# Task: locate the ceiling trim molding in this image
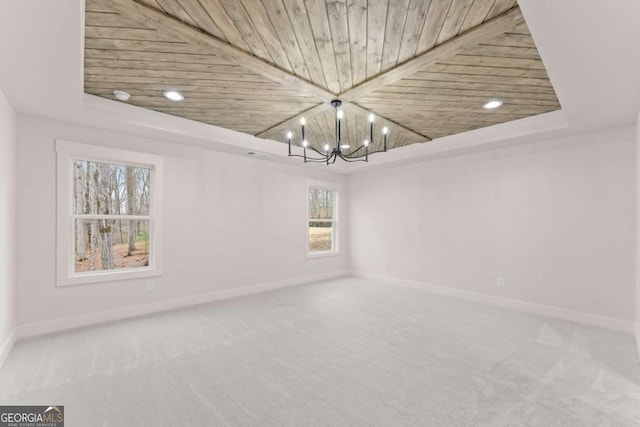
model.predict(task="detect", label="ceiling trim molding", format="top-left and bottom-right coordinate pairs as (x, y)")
top-left (339, 7), bottom-right (526, 102)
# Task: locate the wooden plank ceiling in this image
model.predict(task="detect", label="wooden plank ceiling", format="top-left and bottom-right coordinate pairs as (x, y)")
top-left (84, 0), bottom-right (560, 154)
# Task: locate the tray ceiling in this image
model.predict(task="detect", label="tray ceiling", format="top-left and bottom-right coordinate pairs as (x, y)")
top-left (84, 0), bottom-right (560, 153)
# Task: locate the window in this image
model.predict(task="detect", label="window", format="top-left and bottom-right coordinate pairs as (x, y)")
top-left (56, 140), bottom-right (163, 286)
top-left (306, 181), bottom-right (339, 257)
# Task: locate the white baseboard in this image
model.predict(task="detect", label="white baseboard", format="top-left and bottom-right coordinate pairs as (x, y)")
top-left (353, 272), bottom-right (636, 333)
top-left (16, 271), bottom-right (349, 340)
top-left (0, 329), bottom-right (16, 370)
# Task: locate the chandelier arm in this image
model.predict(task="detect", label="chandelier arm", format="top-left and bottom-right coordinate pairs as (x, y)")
top-left (288, 153), bottom-right (327, 162)
top-left (345, 146), bottom-right (387, 157)
top-left (343, 142), bottom-right (391, 158)
top-left (338, 155), bottom-right (368, 163)
top-left (342, 145), bottom-right (367, 157)
top-left (303, 157), bottom-right (331, 163)
top-left (305, 145), bottom-right (327, 157)
top-left (307, 152), bottom-right (335, 163)
top-left (306, 156), bottom-right (331, 163)
top-left (340, 148), bottom-right (387, 160)
top-left (337, 152), bottom-right (368, 162)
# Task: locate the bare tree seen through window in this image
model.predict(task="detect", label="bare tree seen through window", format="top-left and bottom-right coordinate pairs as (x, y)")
top-left (308, 187), bottom-right (335, 252)
top-left (73, 160), bottom-right (151, 273)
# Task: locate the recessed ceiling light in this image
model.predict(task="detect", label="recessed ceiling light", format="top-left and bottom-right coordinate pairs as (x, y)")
top-left (483, 99), bottom-right (503, 109)
top-left (340, 144), bottom-right (350, 149)
top-left (163, 90), bottom-right (184, 101)
top-left (113, 90), bottom-right (130, 101)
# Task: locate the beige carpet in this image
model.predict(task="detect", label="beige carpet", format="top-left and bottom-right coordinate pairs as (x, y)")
top-left (1, 278), bottom-right (639, 426)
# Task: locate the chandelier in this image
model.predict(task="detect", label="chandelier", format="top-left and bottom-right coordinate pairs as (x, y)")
top-left (287, 99), bottom-right (388, 164)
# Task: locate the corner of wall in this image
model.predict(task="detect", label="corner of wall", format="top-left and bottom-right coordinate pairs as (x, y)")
top-left (0, 86), bottom-right (17, 370)
top-left (635, 322), bottom-right (640, 366)
top-left (636, 109), bottom-right (640, 365)
top-left (0, 330), bottom-right (16, 369)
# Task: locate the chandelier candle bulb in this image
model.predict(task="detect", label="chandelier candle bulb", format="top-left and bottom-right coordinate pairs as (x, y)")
top-left (287, 131), bottom-right (292, 156)
top-left (383, 127), bottom-right (388, 152)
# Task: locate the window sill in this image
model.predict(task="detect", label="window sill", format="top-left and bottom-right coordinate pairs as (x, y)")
top-left (305, 250), bottom-right (341, 260)
top-left (57, 267), bottom-right (162, 287)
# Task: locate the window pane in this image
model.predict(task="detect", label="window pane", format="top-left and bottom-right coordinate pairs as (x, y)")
top-left (308, 188), bottom-right (334, 219)
top-left (309, 221), bottom-right (333, 252)
top-left (73, 160), bottom-right (151, 215)
top-left (74, 219), bottom-right (150, 273)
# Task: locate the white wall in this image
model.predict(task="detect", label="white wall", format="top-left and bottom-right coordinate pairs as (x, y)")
top-left (0, 87), bottom-right (16, 361)
top-left (349, 126), bottom-right (636, 322)
top-left (636, 112), bottom-right (640, 350)
top-left (15, 115), bottom-right (349, 332)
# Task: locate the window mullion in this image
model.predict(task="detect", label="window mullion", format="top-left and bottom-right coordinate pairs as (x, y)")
top-left (72, 214), bottom-right (151, 220)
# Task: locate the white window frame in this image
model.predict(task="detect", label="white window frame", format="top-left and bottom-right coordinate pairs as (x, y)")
top-left (56, 139), bottom-right (164, 286)
top-left (306, 179), bottom-right (340, 259)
